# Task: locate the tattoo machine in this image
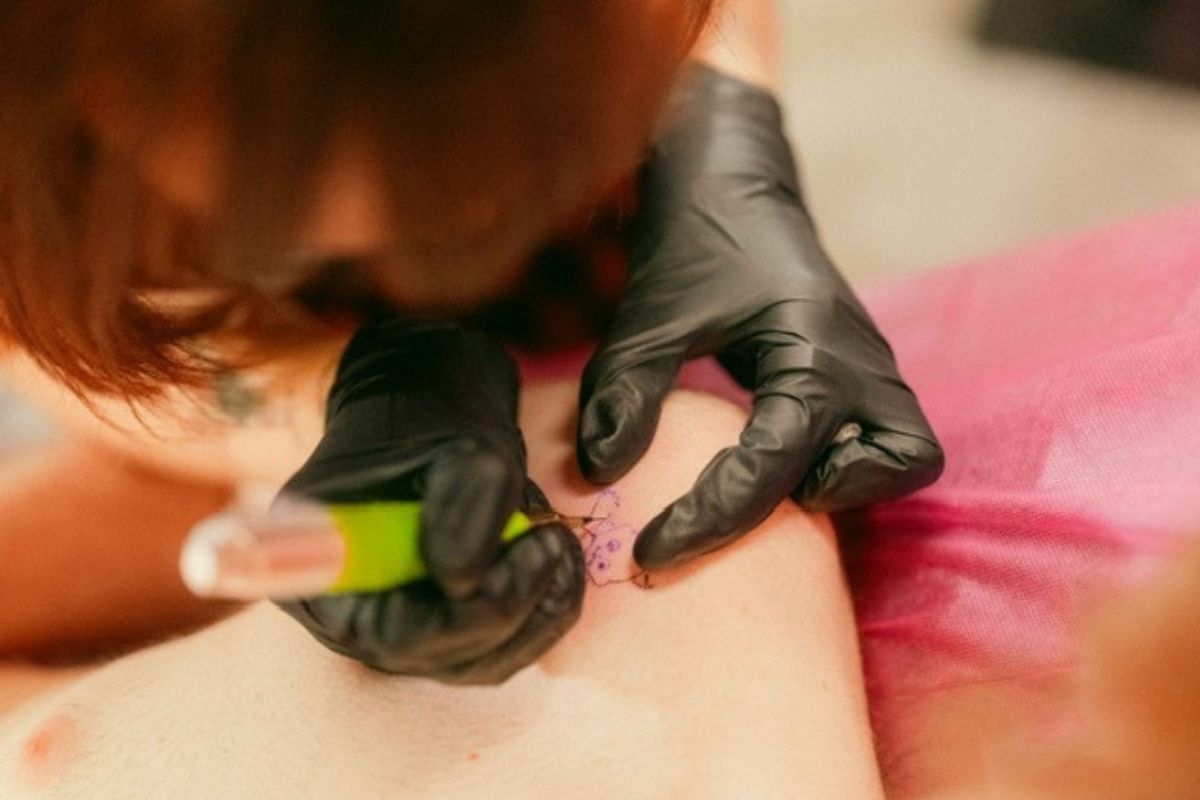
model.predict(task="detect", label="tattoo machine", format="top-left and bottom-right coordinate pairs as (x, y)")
top-left (179, 498), bottom-right (594, 600)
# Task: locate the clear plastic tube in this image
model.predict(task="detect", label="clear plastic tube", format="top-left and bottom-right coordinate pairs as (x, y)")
top-left (180, 503), bottom-right (346, 600)
top-left (181, 496), bottom-right (585, 600)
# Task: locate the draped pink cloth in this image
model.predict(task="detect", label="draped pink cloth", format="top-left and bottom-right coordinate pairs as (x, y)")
top-left (2, 199), bottom-right (1193, 792)
top-left (846, 203), bottom-right (1200, 793)
top-left (528, 204), bottom-right (1200, 794)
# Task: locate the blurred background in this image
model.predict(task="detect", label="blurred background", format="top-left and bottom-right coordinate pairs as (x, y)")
top-left (776, 0), bottom-right (1200, 282)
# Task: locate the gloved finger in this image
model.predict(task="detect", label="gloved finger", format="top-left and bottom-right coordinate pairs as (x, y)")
top-left (393, 523), bottom-right (582, 678)
top-left (284, 521), bottom-right (567, 675)
top-left (276, 429), bottom-right (444, 504)
top-left (578, 351), bottom-right (684, 484)
top-left (522, 480), bottom-right (551, 513)
top-left (420, 436), bottom-right (527, 600)
top-left (435, 523), bottom-right (586, 685)
top-left (633, 392), bottom-right (842, 571)
top-left (795, 426), bottom-right (944, 512)
top-left (796, 373), bottom-right (945, 511)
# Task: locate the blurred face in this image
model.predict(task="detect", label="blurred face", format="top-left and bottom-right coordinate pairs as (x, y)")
top-left (114, 0), bottom-right (700, 311)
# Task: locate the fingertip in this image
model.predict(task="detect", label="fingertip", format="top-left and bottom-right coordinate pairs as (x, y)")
top-left (424, 537), bottom-right (495, 601)
top-left (422, 442), bottom-right (525, 599)
top-left (631, 507), bottom-right (689, 571)
top-left (432, 569), bottom-right (484, 602)
top-left (530, 521), bottom-right (568, 561)
top-left (915, 436), bottom-right (947, 485)
top-left (577, 390), bottom-right (657, 484)
top-left (522, 480), bottom-right (552, 514)
top-left (632, 451), bottom-right (789, 571)
top-left (577, 355), bottom-right (681, 484)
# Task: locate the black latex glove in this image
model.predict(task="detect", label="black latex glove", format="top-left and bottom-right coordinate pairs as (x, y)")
top-left (578, 64), bottom-right (944, 571)
top-left (278, 318), bottom-right (585, 684)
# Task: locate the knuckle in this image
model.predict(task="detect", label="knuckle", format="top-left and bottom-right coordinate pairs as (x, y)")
top-left (432, 560), bottom-right (484, 599)
top-left (582, 349), bottom-right (654, 399)
top-left (480, 540), bottom-right (546, 610)
top-left (888, 432), bottom-right (944, 470)
top-left (908, 436), bottom-right (946, 480)
top-left (756, 350), bottom-right (848, 405)
top-left (453, 437), bottom-right (521, 487)
top-left (449, 433), bottom-right (492, 463)
top-left (538, 587), bottom-right (583, 642)
top-left (521, 480), bottom-right (551, 513)
top-left (369, 597), bottom-right (416, 653)
top-left (548, 531), bottom-right (586, 601)
top-left (511, 531), bottom-right (553, 576)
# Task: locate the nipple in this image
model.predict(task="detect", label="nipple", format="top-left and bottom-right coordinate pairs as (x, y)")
top-left (19, 711), bottom-right (78, 788)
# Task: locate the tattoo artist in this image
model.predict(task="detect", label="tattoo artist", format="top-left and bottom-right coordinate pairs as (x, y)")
top-left (280, 0), bottom-right (944, 684)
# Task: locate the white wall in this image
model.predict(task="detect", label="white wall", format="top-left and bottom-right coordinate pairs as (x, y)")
top-left (773, 0), bottom-right (1200, 281)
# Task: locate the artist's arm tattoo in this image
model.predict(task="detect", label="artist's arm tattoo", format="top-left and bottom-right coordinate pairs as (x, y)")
top-left (209, 369), bottom-right (312, 448)
top-left (212, 371), bottom-right (266, 424)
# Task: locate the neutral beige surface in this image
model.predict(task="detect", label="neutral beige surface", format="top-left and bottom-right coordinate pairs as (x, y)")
top-left (768, 0), bottom-right (1200, 282)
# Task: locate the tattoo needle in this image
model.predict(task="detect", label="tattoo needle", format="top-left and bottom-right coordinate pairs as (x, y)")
top-left (528, 512), bottom-right (601, 529)
top-left (180, 498), bottom-right (601, 601)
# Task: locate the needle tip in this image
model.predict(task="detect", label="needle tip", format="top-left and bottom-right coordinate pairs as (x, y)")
top-left (559, 514), bottom-right (604, 529)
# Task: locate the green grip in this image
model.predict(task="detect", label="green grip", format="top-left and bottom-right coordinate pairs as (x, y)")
top-left (327, 501), bottom-right (534, 593)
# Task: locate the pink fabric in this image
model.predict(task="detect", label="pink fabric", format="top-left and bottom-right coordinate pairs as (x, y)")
top-left (520, 203), bottom-right (1200, 795)
top-left (847, 203), bottom-right (1200, 794)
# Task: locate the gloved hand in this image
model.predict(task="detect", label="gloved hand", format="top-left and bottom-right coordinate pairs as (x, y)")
top-left (278, 318), bottom-right (585, 684)
top-left (578, 64), bottom-right (944, 571)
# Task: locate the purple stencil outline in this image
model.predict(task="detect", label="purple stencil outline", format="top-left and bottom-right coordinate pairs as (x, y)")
top-left (577, 488), bottom-right (652, 589)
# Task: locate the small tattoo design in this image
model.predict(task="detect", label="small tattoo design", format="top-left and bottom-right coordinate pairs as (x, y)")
top-left (578, 489), bottom-right (652, 589)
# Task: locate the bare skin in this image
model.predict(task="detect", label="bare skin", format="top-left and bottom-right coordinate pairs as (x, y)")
top-left (0, 439), bottom-right (236, 660)
top-left (0, 382), bottom-right (884, 799)
top-left (696, 0), bottom-right (781, 90)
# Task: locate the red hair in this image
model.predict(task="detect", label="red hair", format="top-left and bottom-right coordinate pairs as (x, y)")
top-left (0, 1), bottom-right (712, 399)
